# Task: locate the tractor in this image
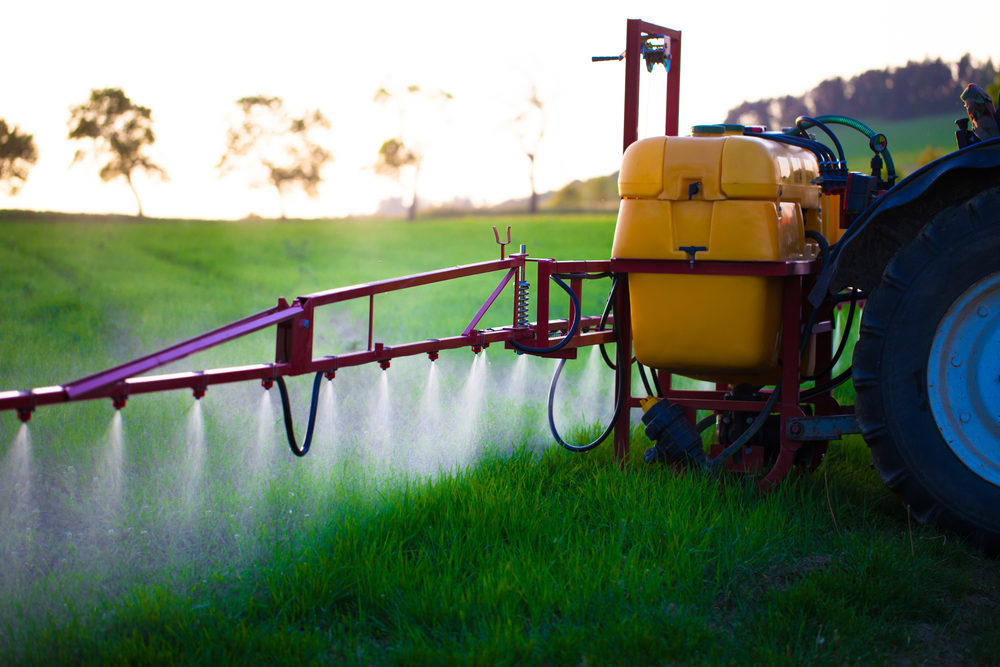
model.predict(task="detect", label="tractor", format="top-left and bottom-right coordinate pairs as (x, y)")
top-left (2, 19), bottom-right (999, 553)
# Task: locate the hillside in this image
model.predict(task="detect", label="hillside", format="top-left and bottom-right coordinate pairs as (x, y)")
top-left (524, 112), bottom-right (965, 212)
top-left (726, 55), bottom-right (996, 129)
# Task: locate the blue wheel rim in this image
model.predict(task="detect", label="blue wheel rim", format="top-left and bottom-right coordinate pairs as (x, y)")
top-left (927, 272), bottom-right (1000, 486)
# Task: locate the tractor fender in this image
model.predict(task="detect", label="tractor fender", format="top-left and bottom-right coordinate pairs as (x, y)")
top-left (810, 137), bottom-right (1000, 305)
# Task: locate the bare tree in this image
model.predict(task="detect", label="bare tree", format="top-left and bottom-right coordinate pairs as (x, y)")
top-left (375, 137), bottom-right (421, 220)
top-left (514, 85), bottom-right (546, 214)
top-left (68, 88), bottom-right (165, 216)
top-left (0, 120), bottom-right (38, 196)
top-left (374, 85), bottom-right (452, 221)
top-left (218, 96), bottom-right (332, 219)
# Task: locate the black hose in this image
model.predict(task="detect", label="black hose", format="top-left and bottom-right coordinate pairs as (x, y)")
top-left (800, 366), bottom-right (853, 400)
top-left (597, 276), bottom-right (622, 370)
top-left (708, 386), bottom-right (782, 474)
top-left (801, 288), bottom-right (858, 382)
top-left (553, 272), bottom-right (613, 281)
top-left (275, 371), bottom-right (324, 457)
top-left (547, 288), bottom-right (629, 453)
top-left (696, 414), bottom-right (716, 433)
top-left (805, 229), bottom-right (829, 265)
top-left (547, 356), bottom-right (627, 453)
top-left (706, 264), bottom-right (825, 471)
top-left (650, 367), bottom-right (663, 397)
top-left (637, 363), bottom-right (655, 397)
top-left (509, 276), bottom-right (581, 355)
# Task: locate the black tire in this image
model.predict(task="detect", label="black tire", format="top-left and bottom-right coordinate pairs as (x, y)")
top-left (854, 186), bottom-right (1000, 554)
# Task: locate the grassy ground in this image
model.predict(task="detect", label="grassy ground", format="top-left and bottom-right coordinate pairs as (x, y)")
top-left (2, 213), bottom-right (998, 664)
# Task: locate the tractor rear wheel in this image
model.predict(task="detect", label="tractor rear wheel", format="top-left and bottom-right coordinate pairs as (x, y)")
top-left (854, 186), bottom-right (1000, 554)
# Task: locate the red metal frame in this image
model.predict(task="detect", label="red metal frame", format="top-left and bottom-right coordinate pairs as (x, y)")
top-left (623, 19), bottom-right (682, 150)
top-left (0, 255), bottom-right (619, 416)
top-left (0, 249), bottom-right (838, 490)
top-left (1, 19), bottom-right (850, 491)
top-left (608, 257), bottom-right (831, 485)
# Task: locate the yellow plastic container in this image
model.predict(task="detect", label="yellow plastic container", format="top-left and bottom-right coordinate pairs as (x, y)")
top-left (612, 134), bottom-right (822, 381)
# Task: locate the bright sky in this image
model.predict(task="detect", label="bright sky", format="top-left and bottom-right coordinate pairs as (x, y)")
top-left (3, 0), bottom-right (997, 219)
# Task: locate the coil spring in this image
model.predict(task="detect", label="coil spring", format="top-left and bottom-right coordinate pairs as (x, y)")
top-left (516, 280), bottom-right (530, 327)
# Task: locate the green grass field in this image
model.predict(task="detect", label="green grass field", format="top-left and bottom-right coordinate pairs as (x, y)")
top-left (1, 213), bottom-right (998, 665)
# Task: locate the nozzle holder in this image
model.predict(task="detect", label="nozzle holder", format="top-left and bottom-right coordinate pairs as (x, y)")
top-left (374, 342), bottom-right (391, 369)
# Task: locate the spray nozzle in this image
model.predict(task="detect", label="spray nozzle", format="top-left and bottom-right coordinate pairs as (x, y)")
top-left (16, 406), bottom-right (33, 423)
top-left (112, 395), bottom-right (127, 411)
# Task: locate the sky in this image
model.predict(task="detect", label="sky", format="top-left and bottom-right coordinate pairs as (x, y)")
top-left (2, 0), bottom-right (998, 219)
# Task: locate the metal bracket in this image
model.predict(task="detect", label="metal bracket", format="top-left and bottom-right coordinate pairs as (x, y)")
top-left (493, 226), bottom-right (511, 259)
top-left (786, 414), bottom-right (860, 441)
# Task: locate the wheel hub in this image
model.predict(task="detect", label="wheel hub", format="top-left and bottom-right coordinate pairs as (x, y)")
top-left (927, 272), bottom-right (1000, 486)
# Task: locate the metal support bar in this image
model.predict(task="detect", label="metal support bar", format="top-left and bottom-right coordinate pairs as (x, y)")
top-left (63, 300), bottom-right (304, 400)
top-left (759, 275), bottom-right (809, 490)
top-left (535, 260), bottom-right (552, 348)
top-left (786, 414), bottom-right (860, 441)
top-left (613, 274), bottom-right (632, 467)
top-left (463, 268), bottom-right (518, 336)
top-left (301, 258), bottom-right (522, 307)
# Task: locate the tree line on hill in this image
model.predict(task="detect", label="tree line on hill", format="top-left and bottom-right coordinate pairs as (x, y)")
top-left (726, 55), bottom-right (997, 129)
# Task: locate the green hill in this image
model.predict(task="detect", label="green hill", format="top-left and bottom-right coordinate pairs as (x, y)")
top-left (830, 112), bottom-right (961, 176)
top-left (536, 112), bottom-right (964, 212)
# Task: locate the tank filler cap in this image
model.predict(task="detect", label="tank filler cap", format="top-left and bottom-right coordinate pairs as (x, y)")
top-left (691, 124), bottom-right (725, 137)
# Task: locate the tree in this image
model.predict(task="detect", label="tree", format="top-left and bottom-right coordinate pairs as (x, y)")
top-left (374, 85), bottom-right (452, 221)
top-left (0, 120), bottom-right (38, 196)
top-left (68, 88), bottom-right (165, 217)
top-left (514, 85), bottom-right (546, 214)
top-left (375, 137), bottom-right (421, 220)
top-left (218, 96), bottom-right (332, 219)
top-left (810, 77), bottom-right (847, 114)
top-left (725, 99), bottom-right (770, 126)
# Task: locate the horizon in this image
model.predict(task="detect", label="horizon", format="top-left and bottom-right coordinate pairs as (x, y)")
top-left (3, 0), bottom-right (997, 220)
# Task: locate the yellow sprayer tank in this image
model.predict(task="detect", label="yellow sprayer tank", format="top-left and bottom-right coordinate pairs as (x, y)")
top-left (611, 127), bottom-right (823, 382)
